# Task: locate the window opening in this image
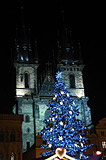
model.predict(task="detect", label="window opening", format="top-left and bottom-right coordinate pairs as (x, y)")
top-left (25, 115), bottom-right (30, 122)
top-left (25, 72), bottom-right (29, 88)
top-left (70, 75), bottom-right (75, 88)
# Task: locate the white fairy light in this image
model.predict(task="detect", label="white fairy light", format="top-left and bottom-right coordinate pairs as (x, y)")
top-left (60, 121), bottom-right (63, 125)
top-left (55, 94), bottom-right (57, 97)
top-left (73, 101), bottom-right (75, 105)
top-left (67, 93), bottom-right (69, 97)
top-left (60, 101), bottom-right (63, 105)
top-left (80, 135), bottom-right (82, 139)
top-left (74, 143), bottom-right (77, 147)
top-left (61, 91), bottom-right (64, 95)
top-left (69, 111), bottom-right (72, 115)
top-left (52, 117), bottom-right (55, 121)
top-left (81, 143), bottom-right (83, 147)
top-left (50, 128), bottom-right (53, 132)
top-left (53, 97), bottom-right (56, 100)
top-left (48, 144), bottom-right (52, 148)
top-left (59, 136), bottom-right (63, 141)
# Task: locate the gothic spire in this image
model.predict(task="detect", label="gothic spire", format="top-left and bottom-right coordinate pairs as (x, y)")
top-left (15, 27), bottom-right (20, 61)
top-left (28, 28), bottom-right (32, 59)
top-left (34, 41), bottom-right (39, 64)
top-left (21, 6), bottom-right (24, 27)
top-left (14, 7), bottom-right (30, 62)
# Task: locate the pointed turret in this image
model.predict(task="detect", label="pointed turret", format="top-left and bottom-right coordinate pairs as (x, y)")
top-left (14, 7), bottom-right (32, 63)
top-left (20, 6), bottom-right (24, 27)
top-left (57, 9), bottom-right (83, 65)
top-left (21, 25), bottom-right (29, 62)
top-left (59, 27), bottom-right (74, 64)
top-left (15, 27), bottom-right (20, 61)
top-left (34, 41), bottom-right (39, 64)
top-left (28, 28), bottom-right (32, 60)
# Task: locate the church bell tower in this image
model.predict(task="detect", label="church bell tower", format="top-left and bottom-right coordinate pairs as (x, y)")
top-left (57, 25), bottom-right (92, 126)
top-left (14, 22), bottom-right (39, 151)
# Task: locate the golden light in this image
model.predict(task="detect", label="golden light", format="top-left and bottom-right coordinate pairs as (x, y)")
top-left (55, 148), bottom-right (66, 159)
top-left (50, 128), bottom-right (53, 132)
top-left (48, 144), bottom-right (52, 148)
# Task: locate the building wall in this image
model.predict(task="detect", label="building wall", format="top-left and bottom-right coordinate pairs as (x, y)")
top-left (14, 60), bottom-right (92, 152)
top-left (0, 114), bottom-right (23, 160)
top-left (86, 118), bottom-right (106, 156)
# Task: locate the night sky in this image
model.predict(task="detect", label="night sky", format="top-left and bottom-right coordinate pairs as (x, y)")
top-left (0, 0), bottom-right (106, 125)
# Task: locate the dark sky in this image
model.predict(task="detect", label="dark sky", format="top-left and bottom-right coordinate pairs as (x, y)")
top-left (0, 0), bottom-right (106, 125)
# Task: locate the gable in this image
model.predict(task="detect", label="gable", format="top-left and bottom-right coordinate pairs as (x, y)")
top-left (39, 73), bottom-right (55, 97)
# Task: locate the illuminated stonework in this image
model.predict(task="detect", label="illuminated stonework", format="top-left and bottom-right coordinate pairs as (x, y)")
top-left (13, 24), bottom-right (92, 153)
top-left (13, 60), bottom-right (92, 152)
top-left (14, 63), bottom-right (38, 97)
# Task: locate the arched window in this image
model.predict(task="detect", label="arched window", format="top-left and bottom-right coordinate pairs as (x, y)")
top-left (70, 75), bottom-right (75, 88)
top-left (27, 128), bottom-right (30, 133)
top-left (25, 72), bottom-right (29, 88)
top-left (11, 152), bottom-right (16, 160)
top-left (25, 115), bottom-right (30, 122)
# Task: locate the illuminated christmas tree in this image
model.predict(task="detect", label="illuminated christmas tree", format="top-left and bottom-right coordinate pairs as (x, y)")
top-left (41, 71), bottom-right (92, 159)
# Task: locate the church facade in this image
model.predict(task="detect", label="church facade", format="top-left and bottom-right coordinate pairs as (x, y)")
top-left (13, 21), bottom-right (92, 152)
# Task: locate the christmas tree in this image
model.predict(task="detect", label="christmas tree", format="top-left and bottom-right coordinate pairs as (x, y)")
top-left (41, 71), bottom-right (92, 159)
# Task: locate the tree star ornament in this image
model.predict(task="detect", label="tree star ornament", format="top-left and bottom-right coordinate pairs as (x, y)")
top-left (56, 71), bottom-right (62, 79)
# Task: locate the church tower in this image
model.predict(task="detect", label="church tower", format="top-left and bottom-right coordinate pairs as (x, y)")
top-left (57, 25), bottom-right (92, 126)
top-left (14, 22), bottom-right (39, 151)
